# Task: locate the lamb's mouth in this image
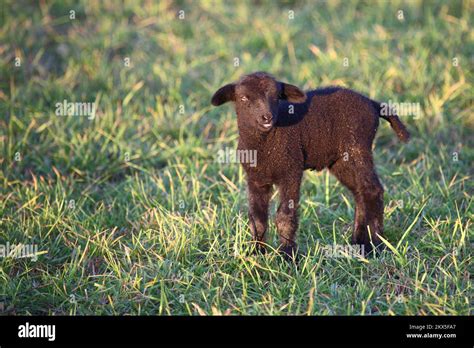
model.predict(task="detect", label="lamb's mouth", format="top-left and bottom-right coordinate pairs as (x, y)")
top-left (259, 122), bottom-right (273, 132)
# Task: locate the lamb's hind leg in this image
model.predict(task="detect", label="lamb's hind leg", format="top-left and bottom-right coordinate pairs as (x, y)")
top-left (330, 155), bottom-right (384, 255)
top-left (353, 174), bottom-right (384, 254)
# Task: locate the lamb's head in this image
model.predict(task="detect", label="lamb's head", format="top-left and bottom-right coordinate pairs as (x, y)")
top-left (211, 72), bottom-right (306, 133)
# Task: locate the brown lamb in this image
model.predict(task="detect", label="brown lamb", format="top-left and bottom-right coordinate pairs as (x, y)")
top-left (211, 72), bottom-right (410, 259)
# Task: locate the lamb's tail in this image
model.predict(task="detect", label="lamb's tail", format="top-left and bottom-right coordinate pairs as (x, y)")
top-left (371, 100), bottom-right (410, 143)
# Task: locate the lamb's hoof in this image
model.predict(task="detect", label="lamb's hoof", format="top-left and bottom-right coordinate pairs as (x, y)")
top-left (248, 242), bottom-right (267, 256)
top-left (278, 244), bottom-right (299, 263)
top-left (352, 233), bottom-right (385, 258)
top-left (358, 242), bottom-right (385, 258)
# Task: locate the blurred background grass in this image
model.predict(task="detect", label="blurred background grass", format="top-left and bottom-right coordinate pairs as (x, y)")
top-left (0, 0), bottom-right (472, 315)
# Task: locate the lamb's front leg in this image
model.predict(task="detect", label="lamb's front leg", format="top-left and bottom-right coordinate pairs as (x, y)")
top-left (276, 173), bottom-right (302, 259)
top-left (247, 180), bottom-right (272, 254)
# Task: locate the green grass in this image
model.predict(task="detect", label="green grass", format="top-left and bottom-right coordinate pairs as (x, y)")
top-left (0, 0), bottom-right (472, 315)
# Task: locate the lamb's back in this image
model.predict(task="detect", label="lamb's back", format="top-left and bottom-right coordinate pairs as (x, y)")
top-left (278, 86), bottom-right (379, 171)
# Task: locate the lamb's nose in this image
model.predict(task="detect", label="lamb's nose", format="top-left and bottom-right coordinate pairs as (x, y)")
top-left (263, 115), bottom-right (272, 122)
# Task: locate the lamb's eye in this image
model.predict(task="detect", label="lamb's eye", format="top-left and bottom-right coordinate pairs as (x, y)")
top-left (240, 96), bottom-right (249, 102)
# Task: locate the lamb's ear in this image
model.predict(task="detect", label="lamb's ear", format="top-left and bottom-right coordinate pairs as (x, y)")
top-left (279, 82), bottom-right (306, 103)
top-left (211, 83), bottom-right (236, 106)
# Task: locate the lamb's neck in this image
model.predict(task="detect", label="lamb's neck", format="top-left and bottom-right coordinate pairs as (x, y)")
top-left (238, 128), bottom-right (274, 150)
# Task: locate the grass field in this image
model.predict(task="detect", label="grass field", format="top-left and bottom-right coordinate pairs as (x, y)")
top-left (0, 0), bottom-right (472, 315)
